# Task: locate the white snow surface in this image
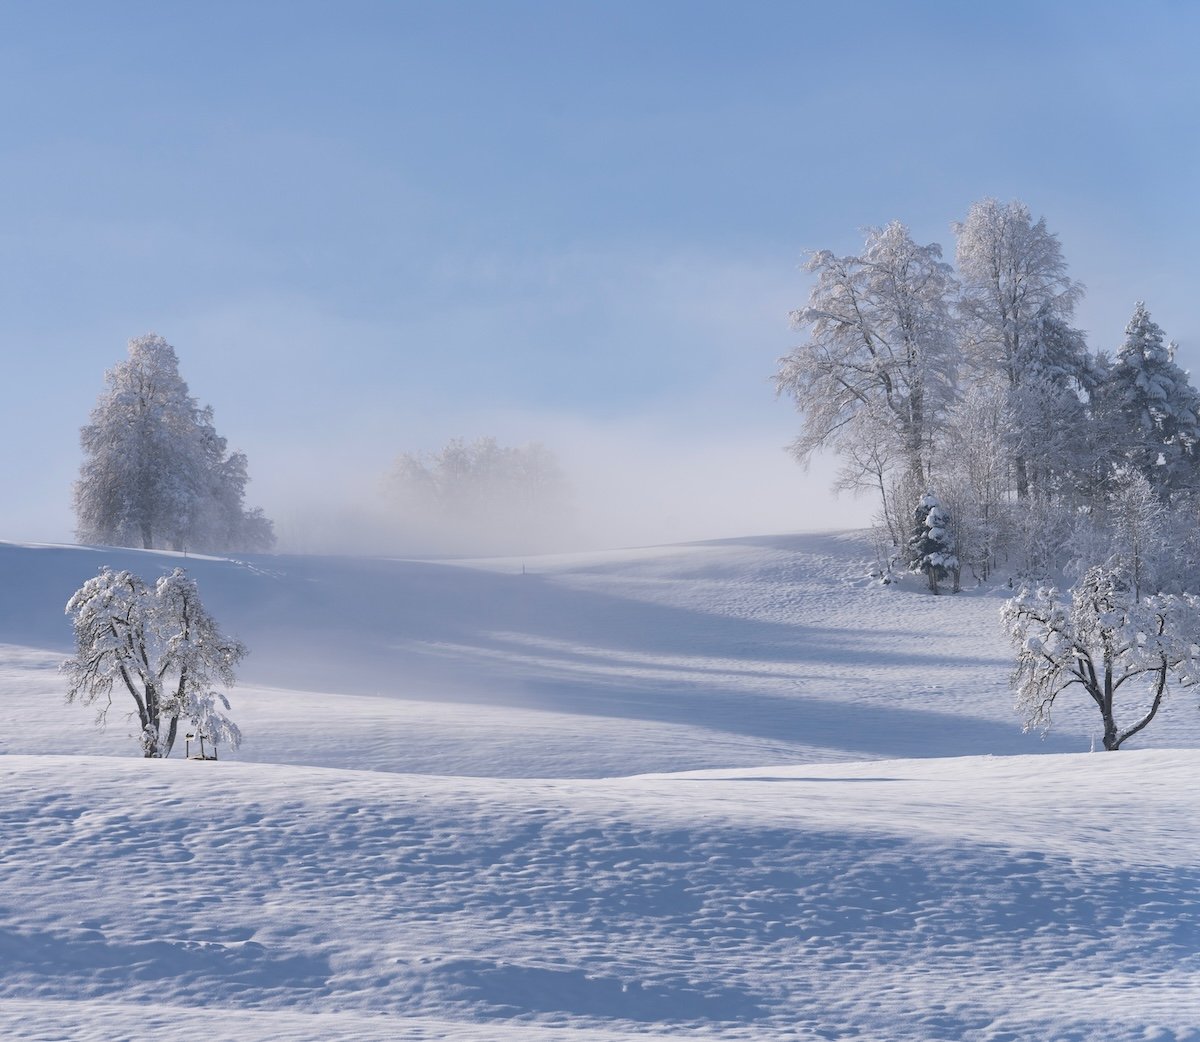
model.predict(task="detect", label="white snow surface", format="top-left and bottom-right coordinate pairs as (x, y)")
top-left (1, 532), bottom-right (1198, 1041)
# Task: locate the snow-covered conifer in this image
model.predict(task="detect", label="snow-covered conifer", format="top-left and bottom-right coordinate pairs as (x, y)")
top-left (63, 567), bottom-right (246, 758)
top-left (907, 492), bottom-right (959, 594)
top-left (1095, 303), bottom-right (1200, 496)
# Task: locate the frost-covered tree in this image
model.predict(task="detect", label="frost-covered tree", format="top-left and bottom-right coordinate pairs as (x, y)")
top-left (955, 199), bottom-right (1085, 390)
top-left (1102, 469), bottom-right (1167, 601)
top-left (1003, 567), bottom-right (1200, 750)
top-left (75, 335), bottom-right (203, 550)
top-left (955, 200), bottom-right (1087, 498)
top-left (1007, 493), bottom-right (1077, 584)
top-left (940, 385), bottom-right (1013, 581)
top-left (1095, 303), bottom-right (1200, 497)
top-left (63, 568), bottom-right (246, 758)
top-left (74, 334), bottom-right (275, 553)
top-left (1066, 470), bottom-right (1166, 604)
top-left (908, 492), bottom-right (959, 594)
top-left (776, 222), bottom-right (958, 496)
top-left (1009, 370), bottom-right (1097, 500)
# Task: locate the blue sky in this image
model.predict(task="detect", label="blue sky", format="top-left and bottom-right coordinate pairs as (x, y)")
top-left (2, 1), bottom-right (1198, 546)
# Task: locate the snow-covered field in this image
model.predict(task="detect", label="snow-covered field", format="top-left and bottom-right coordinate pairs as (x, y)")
top-left (1, 533), bottom-right (1197, 1040)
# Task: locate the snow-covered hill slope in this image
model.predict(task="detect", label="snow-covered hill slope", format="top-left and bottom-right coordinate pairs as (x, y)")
top-left (3, 531), bottom-right (1171, 775)
top-left (1, 533), bottom-right (1197, 1040)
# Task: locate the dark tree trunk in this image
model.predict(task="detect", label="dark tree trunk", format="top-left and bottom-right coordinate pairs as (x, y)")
top-left (143, 679), bottom-right (161, 757)
top-left (1102, 719), bottom-right (1121, 751)
top-left (162, 715), bottom-right (179, 758)
top-left (1014, 455), bottom-right (1030, 501)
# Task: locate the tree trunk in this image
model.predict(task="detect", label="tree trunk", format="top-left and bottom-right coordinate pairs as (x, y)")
top-left (1111, 663), bottom-right (1170, 750)
top-left (143, 679), bottom-right (161, 757)
top-left (1101, 717), bottom-right (1121, 751)
top-left (1099, 658), bottom-right (1122, 750)
top-left (162, 714), bottom-right (180, 758)
top-left (1014, 455), bottom-right (1030, 501)
top-left (140, 521), bottom-right (153, 550)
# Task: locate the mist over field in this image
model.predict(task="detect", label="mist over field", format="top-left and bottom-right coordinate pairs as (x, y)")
top-left (267, 424), bottom-right (860, 557)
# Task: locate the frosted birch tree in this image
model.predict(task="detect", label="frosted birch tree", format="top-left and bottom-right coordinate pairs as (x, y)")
top-left (954, 199), bottom-right (1086, 499)
top-left (940, 385), bottom-right (1011, 581)
top-left (776, 222), bottom-right (958, 502)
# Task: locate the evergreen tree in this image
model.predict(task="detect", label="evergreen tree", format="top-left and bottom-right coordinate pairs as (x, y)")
top-left (907, 492), bottom-right (958, 594)
top-left (1097, 303), bottom-right (1200, 497)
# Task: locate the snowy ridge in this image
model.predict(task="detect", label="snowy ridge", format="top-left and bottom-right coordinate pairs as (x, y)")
top-left (1, 533), bottom-right (1198, 1040)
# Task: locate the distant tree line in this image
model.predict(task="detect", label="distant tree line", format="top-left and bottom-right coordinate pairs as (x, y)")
top-left (384, 436), bottom-right (572, 554)
top-left (72, 334), bottom-right (576, 562)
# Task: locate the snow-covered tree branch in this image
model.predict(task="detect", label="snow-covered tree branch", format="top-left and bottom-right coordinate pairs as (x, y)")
top-left (777, 198), bottom-right (1200, 587)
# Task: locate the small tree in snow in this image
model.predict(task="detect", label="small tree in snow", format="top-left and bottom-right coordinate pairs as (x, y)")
top-left (1003, 567), bottom-right (1200, 750)
top-left (63, 568), bottom-right (246, 758)
top-left (908, 492), bottom-right (958, 594)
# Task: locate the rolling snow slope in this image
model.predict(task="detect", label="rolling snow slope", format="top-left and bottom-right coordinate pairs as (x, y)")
top-left (0, 532), bottom-right (1197, 1041)
top-left (0, 533), bottom-right (1141, 774)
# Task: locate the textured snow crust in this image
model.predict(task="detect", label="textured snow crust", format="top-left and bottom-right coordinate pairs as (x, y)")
top-left (0, 533), bottom-right (1198, 1041)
